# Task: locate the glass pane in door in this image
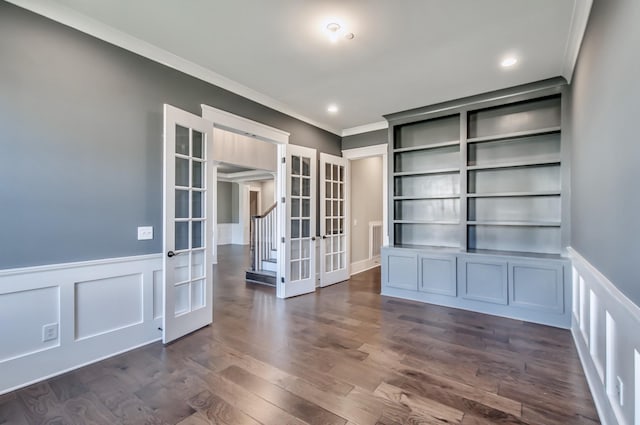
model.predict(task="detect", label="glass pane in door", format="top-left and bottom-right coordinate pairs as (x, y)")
top-left (172, 126), bottom-right (208, 315)
top-left (290, 152), bottom-right (313, 283)
top-left (323, 163), bottom-right (346, 273)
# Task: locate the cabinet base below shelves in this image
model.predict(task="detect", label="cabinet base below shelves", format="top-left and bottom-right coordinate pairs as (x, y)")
top-left (381, 246), bottom-right (571, 329)
top-left (381, 286), bottom-right (570, 329)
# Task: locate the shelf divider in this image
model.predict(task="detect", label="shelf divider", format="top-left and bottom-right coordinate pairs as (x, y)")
top-left (467, 157), bottom-right (560, 171)
top-left (467, 126), bottom-right (561, 144)
top-left (393, 140), bottom-right (460, 153)
top-left (466, 191), bottom-right (561, 198)
top-left (467, 220), bottom-right (561, 227)
top-left (394, 167), bottom-right (460, 177)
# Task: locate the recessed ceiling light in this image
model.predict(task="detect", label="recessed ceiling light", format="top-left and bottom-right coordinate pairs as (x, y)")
top-left (327, 104), bottom-right (339, 114)
top-left (501, 57), bottom-right (518, 68)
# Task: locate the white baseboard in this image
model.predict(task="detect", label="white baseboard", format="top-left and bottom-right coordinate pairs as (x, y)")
top-left (0, 254), bottom-right (163, 395)
top-left (568, 247), bottom-right (640, 425)
top-left (351, 256), bottom-right (381, 276)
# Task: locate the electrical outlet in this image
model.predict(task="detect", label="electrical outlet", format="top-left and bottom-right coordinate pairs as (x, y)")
top-left (137, 226), bottom-right (153, 240)
top-left (615, 376), bottom-right (624, 406)
top-left (42, 323), bottom-right (58, 342)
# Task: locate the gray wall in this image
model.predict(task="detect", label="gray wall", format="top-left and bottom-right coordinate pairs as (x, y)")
top-left (569, 0), bottom-right (640, 305)
top-left (350, 157), bottom-right (383, 263)
top-left (342, 129), bottom-right (388, 151)
top-left (216, 182), bottom-right (239, 224)
top-left (0, 2), bottom-right (340, 269)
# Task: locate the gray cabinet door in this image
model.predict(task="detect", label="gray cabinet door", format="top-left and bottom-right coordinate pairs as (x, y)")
top-left (382, 250), bottom-right (418, 291)
top-left (508, 261), bottom-right (564, 313)
top-left (459, 257), bottom-right (508, 305)
top-left (418, 255), bottom-right (457, 296)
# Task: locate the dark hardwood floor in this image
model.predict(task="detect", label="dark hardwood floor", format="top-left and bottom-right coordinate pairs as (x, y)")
top-left (1, 245), bottom-right (599, 424)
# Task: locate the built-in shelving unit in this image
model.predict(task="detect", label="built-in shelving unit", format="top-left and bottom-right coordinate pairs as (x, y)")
top-left (389, 90), bottom-right (565, 256)
top-left (392, 114), bottom-right (462, 249)
top-left (382, 79), bottom-right (571, 329)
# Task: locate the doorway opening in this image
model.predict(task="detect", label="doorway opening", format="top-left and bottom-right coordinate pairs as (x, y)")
top-left (343, 144), bottom-right (388, 276)
top-left (215, 161), bottom-right (276, 285)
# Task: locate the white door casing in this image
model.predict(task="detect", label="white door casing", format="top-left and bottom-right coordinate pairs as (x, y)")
top-left (162, 104), bottom-right (214, 344)
top-left (320, 153), bottom-right (350, 287)
top-left (277, 144), bottom-right (317, 298)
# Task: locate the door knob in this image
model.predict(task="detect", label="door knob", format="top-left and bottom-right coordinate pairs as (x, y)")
top-left (167, 251), bottom-right (177, 258)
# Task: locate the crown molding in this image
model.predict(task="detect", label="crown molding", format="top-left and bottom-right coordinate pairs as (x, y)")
top-left (341, 121), bottom-right (388, 137)
top-left (6, 0), bottom-right (342, 136)
top-left (561, 0), bottom-right (594, 83)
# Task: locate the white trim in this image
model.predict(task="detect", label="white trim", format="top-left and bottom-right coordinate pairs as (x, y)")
top-left (1, 337), bottom-right (160, 396)
top-left (568, 247), bottom-right (640, 425)
top-left (201, 104), bottom-right (291, 144)
top-left (0, 254), bottom-right (163, 395)
top-left (350, 257), bottom-right (381, 276)
top-left (568, 248), bottom-right (640, 323)
top-left (342, 121), bottom-right (389, 137)
top-left (218, 169), bottom-right (274, 183)
top-left (561, 0), bottom-right (594, 83)
top-left (368, 221), bottom-right (383, 260)
top-left (342, 144), bottom-right (389, 246)
top-left (4, 1), bottom-right (340, 136)
top-left (0, 253), bottom-right (162, 277)
top-left (342, 143), bottom-right (388, 160)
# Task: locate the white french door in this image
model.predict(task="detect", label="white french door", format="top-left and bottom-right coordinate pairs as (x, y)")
top-left (162, 104), bottom-right (214, 344)
top-left (277, 144), bottom-right (317, 298)
top-left (320, 153), bottom-right (350, 287)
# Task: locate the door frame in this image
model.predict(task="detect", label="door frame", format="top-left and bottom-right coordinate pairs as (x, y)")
top-left (342, 144), bottom-right (389, 274)
top-left (200, 104), bottom-right (289, 284)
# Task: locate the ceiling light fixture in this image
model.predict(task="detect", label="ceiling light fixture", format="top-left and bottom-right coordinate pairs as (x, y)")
top-left (501, 56), bottom-right (518, 68)
top-left (327, 104), bottom-right (339, 114)
top-left (324, 21), bottom-right (355, 43)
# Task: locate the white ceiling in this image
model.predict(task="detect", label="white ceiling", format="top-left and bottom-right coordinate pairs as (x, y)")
top-left (10, 0), bottom-right (591, 135)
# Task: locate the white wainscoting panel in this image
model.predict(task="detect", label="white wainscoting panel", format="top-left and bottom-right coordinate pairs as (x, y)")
top-left (75, 274), bottom-right (144, 340)
top-left (0, 286), bottom-right (60, 362)
top-left (0, 254), bottom-right (162, 395)
top-left (569, 247), bottom-right (640, 425)
top-left (153, 270), bottom-right (163, 320)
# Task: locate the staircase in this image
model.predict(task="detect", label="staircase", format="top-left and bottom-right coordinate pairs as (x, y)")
top-left (245, 203), bottom-right (278, 286)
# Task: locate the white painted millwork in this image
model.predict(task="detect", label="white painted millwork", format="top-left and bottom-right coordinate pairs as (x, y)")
top-left (342, 121), bottom-right (388, 137)
top-left (162, 104), bottom-right (214, 344)
top-left (202, 104), bottom-right (290, 145)
top-left (0, 254), bottom-right (162, 395)
top-left (319, 153), bottom-right (350, 287)
top-left (569, 247), bottom-right (640, 425)
top-left (278, 144), bottom-right (317, 298)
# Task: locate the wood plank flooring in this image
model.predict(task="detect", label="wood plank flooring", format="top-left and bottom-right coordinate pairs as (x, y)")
top-left (0, 245), bottom-right (599, 424)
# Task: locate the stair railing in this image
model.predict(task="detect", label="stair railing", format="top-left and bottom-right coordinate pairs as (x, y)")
top-left (250, 202), bottom-right (277, 271)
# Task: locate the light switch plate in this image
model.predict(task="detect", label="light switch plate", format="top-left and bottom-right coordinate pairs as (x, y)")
top-left (137, 226), bottom-right (153, 240)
